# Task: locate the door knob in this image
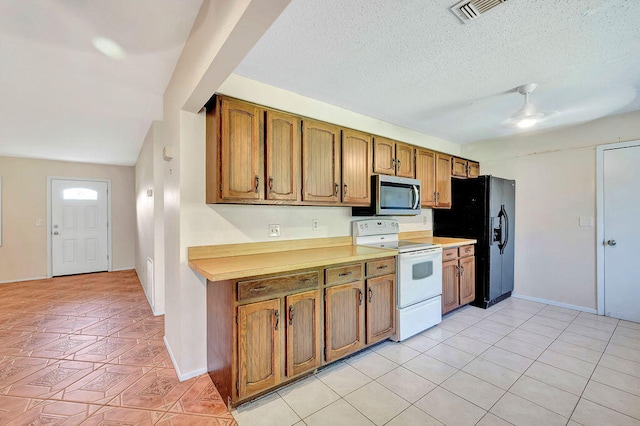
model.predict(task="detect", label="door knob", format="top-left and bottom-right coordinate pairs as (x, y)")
top-left (606, 239), bottom-right (617, 246)
top-left (53, 231), bottom-right (59, 235)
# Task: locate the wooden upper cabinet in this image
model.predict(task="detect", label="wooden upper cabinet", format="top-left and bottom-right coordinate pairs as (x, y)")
top-left (395, 143), bottom-right (415, 178)
top-left (365, 274), bottom-right (396, 344)
top-left (237, 299), bottom-right (280, 399)
top-left (435, 153), bottom-right (452, 208)
top-left (342, 130), bottom-right (372, 206)
top-left (302, 120), bottom-right (341, 203)
top-left (325, 281), bottom-right (364, 362)
top-left (468, 161), bottom-right (480, 178)
top-left (285, 290), bottom-right (321, 377)
top-left (372, 137), bottom-right (396, 175)
top-left (220, 98), bottom-right (263, 201)
top-left (266, 110), bottom-right (301, 202)
top-left (415, 149), bottom-right (436, 208)
top-left (373, 137), bottom-right (414, 177)
top-left (452, 157), bottom-right (468, 178)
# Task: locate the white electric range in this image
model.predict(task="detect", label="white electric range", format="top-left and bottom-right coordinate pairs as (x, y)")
top-left (353, 219), bottom-right (443, 341)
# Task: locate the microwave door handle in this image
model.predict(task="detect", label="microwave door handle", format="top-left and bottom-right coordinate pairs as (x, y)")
top-left (412, 185), bottom-right (420, 209)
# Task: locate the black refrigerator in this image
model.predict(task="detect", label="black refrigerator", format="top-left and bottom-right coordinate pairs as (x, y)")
top-left (433, 176), bottom-right (515, 308)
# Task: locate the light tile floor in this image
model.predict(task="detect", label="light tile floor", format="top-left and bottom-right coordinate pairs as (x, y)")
top-left (232, 298), bottom-right (640, 426)
top-left (0, 271), bottom-right (235, 425)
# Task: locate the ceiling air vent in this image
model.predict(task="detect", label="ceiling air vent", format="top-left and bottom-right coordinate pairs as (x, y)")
top-left (450, 0), bottom-right (507, 23)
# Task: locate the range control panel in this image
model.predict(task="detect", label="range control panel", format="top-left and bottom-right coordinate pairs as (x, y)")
top-left (352, 218), bottom-right (399, 238)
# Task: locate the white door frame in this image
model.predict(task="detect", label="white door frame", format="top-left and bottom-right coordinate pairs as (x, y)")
top-left (47, 177), bottom-right (112, 278)
top-left (595, 139), bottom-right (640, 316)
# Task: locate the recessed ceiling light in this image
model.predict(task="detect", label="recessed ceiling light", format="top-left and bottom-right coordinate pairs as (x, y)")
top-left (91, 37), bottom-right (126, 60)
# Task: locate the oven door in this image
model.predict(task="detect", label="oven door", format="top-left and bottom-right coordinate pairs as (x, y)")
top-left (397, 249), bottom-right (443, 308)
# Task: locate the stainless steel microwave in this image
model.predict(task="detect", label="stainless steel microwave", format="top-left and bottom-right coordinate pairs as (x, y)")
top-left (352, 175), bottom-right (421, 216)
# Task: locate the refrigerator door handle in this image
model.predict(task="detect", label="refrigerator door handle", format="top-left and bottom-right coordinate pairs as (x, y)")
top-left (498, 205), bottom-right (508, 254)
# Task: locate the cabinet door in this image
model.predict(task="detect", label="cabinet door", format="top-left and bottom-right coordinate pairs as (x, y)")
top-left (442, 259), bottom-right (459, 314)
top-left (452, 158), bottom-right (468, 178)
top-left (302, 120), bottom-right (341, 203)
top-left (435, 153), bottom-right (452, 208)
top-left (342, 129), bottom-right (372, 206)
top-left (395, 143), bottom-right (415, 178)
top-left (220, 98), bottom-right (263, 200)
top-left (237, 299), bottom-right (280, 399)
top-left (325, 282), bottom-right (365, 362)
top-left (373, 137), bottom-right (396, 175)
top-left (285, 290), bottom-right (321, 377)
top-left (415, 148), bottom-right (436, 208)
top-left (459, 256), bottom-right (476, 306)
top-left (266, 110), bottom-right (300, 201)
top-left (467, 161), bottom-right (480, 178)
top-left (366, 274), bottom-right (396, 344)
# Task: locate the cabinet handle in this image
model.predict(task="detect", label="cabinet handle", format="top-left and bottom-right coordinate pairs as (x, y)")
top-left (456, 265), bottom-right (461, 277)
top-left (436, 192), bottom-right (440, 203)
top-left (343, 184), bottom-right (348, 197)
top-left (396, 159), bottom-right (401, 170)
top-left (268, 176), bottom-right (273, 193)
top-left (376, 265), bottom-right (388, 270)
top-left (249, 286), bottom-right (268, 292)
top-left (358, 289), bottom-right (363, 306)
top-left (289, 305), bottom-right (294, 326)
top-left (433, 191), bottom-right (437, 204)
top-left (334, 183), bottom-right (339, 196)
top-left (368, 287), bottom-right (373, 303)
top-left (460, 265), bottom-right (464, 276)
top-left (254, 175), bottom-right (260, 193)
top-left (274, 309), bottom-right (279, 330)
top-left (338, 271), bottom-right (353, 277)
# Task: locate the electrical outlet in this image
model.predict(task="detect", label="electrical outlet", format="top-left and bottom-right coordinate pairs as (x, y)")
top-left (268, 224), bottom-right (281, 237)
top-left (312, 219), bottom-right (319, 231)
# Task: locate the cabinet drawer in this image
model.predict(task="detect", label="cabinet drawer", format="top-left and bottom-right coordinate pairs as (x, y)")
top-left (325, 264), bottom-right (363, 286)
top-left (442, 248), bottom-right (458, 261)
top-left (238, 272), bottom-right (318, 302)
top-left (459, 245), bottom-right (474, 258)
top-left (366, 258), bottom-right (395, 277)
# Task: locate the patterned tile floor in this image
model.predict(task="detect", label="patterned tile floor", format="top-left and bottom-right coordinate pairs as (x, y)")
top-left (232, 297), bottom-right (640, 426)
top-left (0, 270), bottom-right (235, 425)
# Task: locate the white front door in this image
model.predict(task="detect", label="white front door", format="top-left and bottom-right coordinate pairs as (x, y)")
top-left (51, 179), bottom-right (109, 276)
top-left (603, 144), bottom-right (640, 322)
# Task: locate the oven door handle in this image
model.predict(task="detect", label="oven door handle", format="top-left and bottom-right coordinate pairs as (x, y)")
top-left (412, 185), bottom-right (420, 210)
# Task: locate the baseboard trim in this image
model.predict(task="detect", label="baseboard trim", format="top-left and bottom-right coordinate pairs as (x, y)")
top-left (111, 267), bottom-right (136, 272)
top-left (163, 336), bottom-right (207, 382)
top-left (0, 276), bottom-right (48, 285)
top-left (512, 293), bottom-right (597, 314)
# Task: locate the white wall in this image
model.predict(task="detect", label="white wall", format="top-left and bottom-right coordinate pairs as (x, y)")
top-left (0, 156), bottom-right (135, 283)
top-left (462, 110), bottom-right (640, 310)
top-left (135, 122), bottom-right (165, 315)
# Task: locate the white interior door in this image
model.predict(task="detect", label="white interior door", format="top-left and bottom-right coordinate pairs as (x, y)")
top-left (51, 179), bottom-right (109, 276)
top-left (603, 145), bottom-right (640, 322)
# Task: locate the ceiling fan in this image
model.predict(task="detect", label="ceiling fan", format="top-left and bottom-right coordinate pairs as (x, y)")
top-left (506, 83), bottom-right (555, 129)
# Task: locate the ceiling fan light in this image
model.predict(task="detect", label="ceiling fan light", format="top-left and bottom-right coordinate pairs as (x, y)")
top-left (516, 117), bottom-right (538, 128)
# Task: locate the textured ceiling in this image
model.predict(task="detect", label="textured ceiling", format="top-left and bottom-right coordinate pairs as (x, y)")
top-left (0, 0), bottom-right (202, 165)
top-left (234, 0), bottom-right (640, 144)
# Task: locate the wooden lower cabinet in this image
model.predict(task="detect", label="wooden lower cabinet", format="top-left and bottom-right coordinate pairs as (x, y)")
top-left (237, 299), bottom-right (281, 399)
top-left (207, 258), bottom-right (397, 407)
top-left (442, 245), bottom-right (476, 315)
top-left (285, 290), bottom-right (321, 377)
top-left (325, 281), bottom-right (365, 362)
top-left (366, 274), bottom-right (396, 344)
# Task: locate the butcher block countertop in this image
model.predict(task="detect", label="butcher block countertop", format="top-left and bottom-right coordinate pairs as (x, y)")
top-left (189, 237), bottom-right (396, 282)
